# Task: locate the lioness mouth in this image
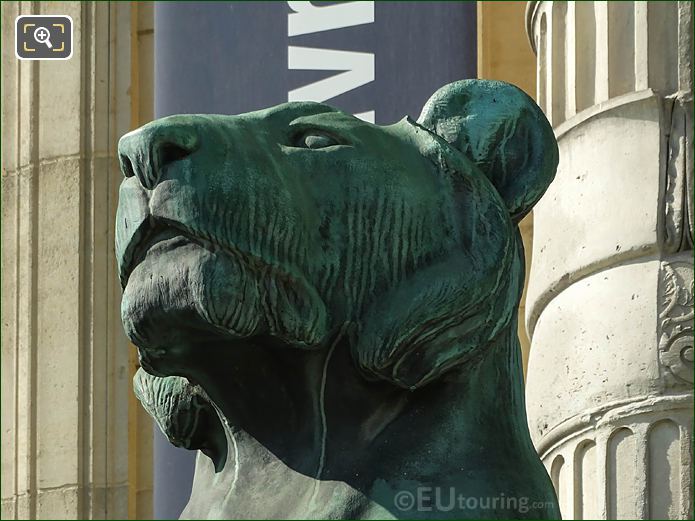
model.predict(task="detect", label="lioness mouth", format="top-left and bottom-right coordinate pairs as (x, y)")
top-left (119, 217), bottom-right (311, 301)
top-left (119, 219), bottom-right (193, 287)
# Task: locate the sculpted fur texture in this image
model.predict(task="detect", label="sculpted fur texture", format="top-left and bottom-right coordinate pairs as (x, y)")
top-left (118, 80), bottom-right (559, 519)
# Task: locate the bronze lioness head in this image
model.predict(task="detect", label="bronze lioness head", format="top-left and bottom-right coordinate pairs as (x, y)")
top-left (118, 80), bottom-right (559, 519)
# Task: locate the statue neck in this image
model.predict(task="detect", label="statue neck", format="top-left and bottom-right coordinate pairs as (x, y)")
top-left (181, 323), bottom-right (555, 519)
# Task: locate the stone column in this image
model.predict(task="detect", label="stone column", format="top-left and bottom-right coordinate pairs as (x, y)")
top-left (1, 2), bottom-right (132, 518)
top-left (524, 1), bottom-right (693, 519)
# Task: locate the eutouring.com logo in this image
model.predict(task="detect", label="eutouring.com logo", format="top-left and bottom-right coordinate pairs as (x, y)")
top-left (393, 487), bottom-right (555, 514)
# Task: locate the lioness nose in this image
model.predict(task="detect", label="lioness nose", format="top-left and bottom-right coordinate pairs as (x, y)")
top-left (118, 120), bottom-right (199, 189)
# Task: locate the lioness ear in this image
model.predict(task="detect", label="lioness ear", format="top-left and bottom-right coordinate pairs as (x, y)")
top-left (417, 79), bottom-right (558, 222)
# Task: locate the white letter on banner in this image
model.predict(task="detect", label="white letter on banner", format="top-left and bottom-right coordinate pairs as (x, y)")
top-left (288, 46), bottom-right (374, 106)
top-left (352, 111), bottom-right (375, 123)
top-left (288, 1), bottom-right (374, 36)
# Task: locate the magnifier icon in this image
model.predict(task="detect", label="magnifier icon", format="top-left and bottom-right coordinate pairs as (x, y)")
top-left (33, 26), bottom-right (52, 49)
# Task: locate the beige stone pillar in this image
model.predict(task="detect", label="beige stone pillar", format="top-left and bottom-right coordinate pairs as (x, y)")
top-left (1, 2), bottom-right (132, 518)
top-left (525, 1), bottom-right (693, 519)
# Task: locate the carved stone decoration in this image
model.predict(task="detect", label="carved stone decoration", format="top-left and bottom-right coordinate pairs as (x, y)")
top-left (116, 80), bottom-right (560, 519)
top-left (658, 260), bottom-right (695, 385)
top-left (663, 94), bottom-right (694, 253)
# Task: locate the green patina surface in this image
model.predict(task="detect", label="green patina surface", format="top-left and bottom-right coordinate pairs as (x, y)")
top-left (118, 80), bottom-right (560, 519)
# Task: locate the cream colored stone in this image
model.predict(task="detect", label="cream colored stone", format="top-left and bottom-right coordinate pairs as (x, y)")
top-left (677, 2), bottom-right (693, 92)
top-left (14, 168), bottom-right (36, 509)
top-left (136, 489), bottom-right (153, 519)
top-left (138, 1), bottom-right (154, 31)
top-left (563, 2), bottom-right (576, 120)
top-left (647, 2), bottom-right (679, 95)
top-left (593, 2), bottom-right (609, 104)
top-left (607, 2), bottom-right (637, 99)
top-left (634, 2), bottom-right (650, 92)
top-left (110, 485), bottom-right (129, 517)
top-left (539, 397), bottom-right (692, 520)
top-left (527, 91), bottom-right (663, 334)
top-left (35, 159), bottom-right (81, 489)
top-left (85, 484), bottom-right (129, 520)
top-left (17, 60), bottom-right (35, 171)
top-left (1, 2), bottom-right (134, 518)
top-left (36, 486), bottom-right (79, 520)
top-left (1, 2), bottom-right (18, 174)
top-left (1, 497), bottom-right (16, 520)
top-left (574, 2), bottom-right (596, 112)
top-left (37, 5), bottom-right (82, 160)
top-left (526, 259), bottom-right (661, 443)
top-left (1, 174), bottom-right (17, 504)
top-left (526, 2), bottom-right (694, 519)
top-left (15, 494), bottom-right (31, 520)
top-left (137, 33), bottom-right (154, 123)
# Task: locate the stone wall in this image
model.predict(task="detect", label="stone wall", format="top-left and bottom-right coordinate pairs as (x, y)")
top-left (1, 2), bottom-right (133, 518)
top-left (525, 1), bottom-right (693, 519)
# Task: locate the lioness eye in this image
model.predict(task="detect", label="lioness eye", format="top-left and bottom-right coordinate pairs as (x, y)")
top-left (300, 133), bottom-right (338, 149)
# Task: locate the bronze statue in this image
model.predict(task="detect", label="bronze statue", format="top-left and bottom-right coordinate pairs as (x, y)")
top-left (117, 80), bottom-right (560, 519)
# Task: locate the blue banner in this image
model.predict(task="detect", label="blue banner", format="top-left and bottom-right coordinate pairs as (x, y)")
top-left (155, 1), bottom-right (476, 123)
top-left (153, 2), bottom-right (476, 517)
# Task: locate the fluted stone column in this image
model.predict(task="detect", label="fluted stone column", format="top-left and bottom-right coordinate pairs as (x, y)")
top-left (525, 1), bottom-right (693, 519)
top-left (1, 2), bottom-right (132, 518)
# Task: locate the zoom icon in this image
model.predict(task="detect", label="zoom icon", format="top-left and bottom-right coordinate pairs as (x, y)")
top-left (16, 15), bottom-right (73, 60)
